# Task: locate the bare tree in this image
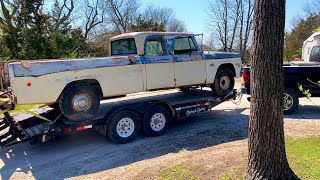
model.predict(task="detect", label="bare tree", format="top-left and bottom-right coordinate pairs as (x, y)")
top-left (208, 0), bottom-right (228, 51)
top-left (229, 0), bottom-right (241, 51)
top-left (140, 5), bottom-right (186, 32)
top-left (304, 0), bottom-right (320, 15)
top-left (239, 0), bottom-right (254, 62)
top-left (142, 5), bottom-right (173, 26)
top-left (207, 0), bottom-right (253, 61)
top-left (82, 0), bottom-right (107, 42)
top-left (246, 0), bottom-right (299, 179)
top-left (106, 0), bottom-right (139, 33)
top-left (51, 0), bottom-right (75, 31)
top-left (167, 19), bottom-right (186, 32)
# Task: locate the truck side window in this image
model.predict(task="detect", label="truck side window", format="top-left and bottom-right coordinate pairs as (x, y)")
top-left (310, 46), bottom-right (320, 62)
top-left (174, 37), bottom-right (197, 54)
top-left (145, 37), bottom-right (165, 56)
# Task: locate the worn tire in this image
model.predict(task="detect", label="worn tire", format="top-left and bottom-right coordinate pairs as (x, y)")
top-left (59, 83), bottom-right (100, 121)
top-left (211, 69), bottom-right (235, 96)
top-left (284, 88), bottom-right (299, 115)
top-left (143, 106), bottom-right (171, 136)
top-left (107, 110), bottom-right (140, 144)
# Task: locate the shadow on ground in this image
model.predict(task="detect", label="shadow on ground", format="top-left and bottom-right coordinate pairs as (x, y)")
top-left (1, 103), bottom-right (319, 179)
top-left (285, 105), bottom-right (320, 120)
top-left (1, 107), bottom-right (249, 180)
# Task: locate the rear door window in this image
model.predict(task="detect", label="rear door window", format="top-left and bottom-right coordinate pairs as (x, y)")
top-left (174, 37), bottom-right (198, 54)
top-left (145, 37), bottom-right (165, 56)
top-left (310, 46), bottom-right (320, 62)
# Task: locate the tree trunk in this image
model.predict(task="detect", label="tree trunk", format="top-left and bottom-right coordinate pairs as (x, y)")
top-left (223, 0), bottom-right (228, 52)
top-left (246, 0), bottom-right (299, 179)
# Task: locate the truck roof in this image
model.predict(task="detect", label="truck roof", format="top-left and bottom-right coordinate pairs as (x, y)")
top-left (110, 32), bottom-right (195, 41)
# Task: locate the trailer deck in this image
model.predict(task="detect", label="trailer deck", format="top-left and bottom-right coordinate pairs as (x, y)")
top-left (0, 88), bottom-right (237, 148)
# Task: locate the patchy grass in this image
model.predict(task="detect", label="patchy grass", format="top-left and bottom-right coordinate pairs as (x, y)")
top-left (286, 138), bottom-right (320, 179)
top-left (221, 138), bottom-right (320, 180)
top-left (159, 161), bottom-right (202, 180)
top-left (221, 168), bottom-right (245, 180)
top-left (9, 104), bottom-right (43, 115)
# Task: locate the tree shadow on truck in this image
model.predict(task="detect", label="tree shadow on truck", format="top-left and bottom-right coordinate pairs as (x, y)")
top-left (0, 108), bottom-right (249, 180)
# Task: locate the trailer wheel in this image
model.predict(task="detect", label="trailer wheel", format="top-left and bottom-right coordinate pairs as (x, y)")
top-left (59, 83), bottom-right (100, 121)
top-left (107, 110), bottom-right (140, 144)
top-left (211, 69), bottom-right (235, 96)
top-left (179, 87), bottom-right (191, 92)
top-left (284, 88), bottom-right (299, 115)
top-left (143, 106), bottom-right (171, 136)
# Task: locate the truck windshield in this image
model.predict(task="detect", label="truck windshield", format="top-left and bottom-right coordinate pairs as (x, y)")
top-left (111, 38), bottom-right (137, 55)
top-left (310, 46), bottom-right (320, 62)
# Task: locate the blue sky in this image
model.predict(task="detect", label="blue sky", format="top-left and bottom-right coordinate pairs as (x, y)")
top-left (142, 0), bottom-right (311, 34)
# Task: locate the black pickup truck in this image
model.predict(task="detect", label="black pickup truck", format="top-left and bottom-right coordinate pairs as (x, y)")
top-left (241, 61), bottom-right (320, 114)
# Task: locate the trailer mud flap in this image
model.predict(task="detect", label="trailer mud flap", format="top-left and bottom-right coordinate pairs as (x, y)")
top-left (0, 109), bottom-right (23, 147)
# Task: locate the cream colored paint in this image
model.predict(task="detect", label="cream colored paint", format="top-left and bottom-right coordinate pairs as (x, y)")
top-left (205, 58), bottom-right (242, 84)
top-left (11, 64), bottom-right (144, 104)
top-left (146, 63), bottom-right (175, 90)
top-left (10, 58), bottom-right (241, 105)
top-left (175, 60), bottom-right (207, 86)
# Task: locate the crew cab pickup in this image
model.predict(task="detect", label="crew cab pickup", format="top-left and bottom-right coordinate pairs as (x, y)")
top-left (241, 61), bottom-right (320, 114)
top-left (1, 32), bottom-right (241, 121)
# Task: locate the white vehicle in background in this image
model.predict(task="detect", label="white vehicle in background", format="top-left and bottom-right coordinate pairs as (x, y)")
top-left (302, 31), bottom-right (320, 62)
top-left (1, 32), bottom-right (241, 121)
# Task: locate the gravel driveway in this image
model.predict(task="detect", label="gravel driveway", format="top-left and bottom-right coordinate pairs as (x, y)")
top-left (1, 82), bottom-right (320, 180)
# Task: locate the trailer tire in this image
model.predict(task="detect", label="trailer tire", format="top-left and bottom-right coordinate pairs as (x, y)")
top-left (284, 88), bottom-right (299, 115)
top-left (143, 106), bottom-right (170, 136)
top-left (211, 69), bottom-right (235, 96)
top-left (179, 87), bottom-right (191, 92)
top-left (59, 83), bottom-right (100, 121)
top-left (107, 110), bottom-right (140, 144)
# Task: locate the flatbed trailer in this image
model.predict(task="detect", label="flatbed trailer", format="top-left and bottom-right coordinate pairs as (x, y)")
top-left (0, 89), bottom-right (238, 148)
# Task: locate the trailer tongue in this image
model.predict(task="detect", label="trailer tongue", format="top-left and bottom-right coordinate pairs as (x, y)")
top-left (0, 89), bottom-right (238, 148)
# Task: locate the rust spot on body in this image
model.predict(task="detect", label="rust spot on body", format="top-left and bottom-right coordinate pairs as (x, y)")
top-left (21, 61), bottom-right (31, 69)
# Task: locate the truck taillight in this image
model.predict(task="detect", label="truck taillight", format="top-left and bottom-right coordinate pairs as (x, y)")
top-left (242, 71), bottom-right (249, 85)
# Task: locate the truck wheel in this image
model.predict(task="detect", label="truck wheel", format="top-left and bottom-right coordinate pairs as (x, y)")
top-left (107, 110), bottom-right (140, 144)
top-left (143, 106), bottom-right (171, 136)
top-left (59, 83), bottom-right (100, 121)
top-left (211, 69), bottom-right (235, 96)
top-left (284, 88), bottom-right (299, 115)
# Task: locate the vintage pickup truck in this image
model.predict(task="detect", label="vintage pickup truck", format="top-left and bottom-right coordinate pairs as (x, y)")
top-left (1, 32), bottom-right (241, 121)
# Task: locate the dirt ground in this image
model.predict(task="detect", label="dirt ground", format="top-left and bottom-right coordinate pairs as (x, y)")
top-left (1, 81), bottom-right (320, 180)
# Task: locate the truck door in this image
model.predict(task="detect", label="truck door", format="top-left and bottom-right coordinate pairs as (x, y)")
top-left (145, 36), bottom-right (175, 90)
top-left (173, 36), bottom-right (206, 87)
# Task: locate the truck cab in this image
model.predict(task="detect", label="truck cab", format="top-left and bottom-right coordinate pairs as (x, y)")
top-left (2, 32), bottom-right (241, 121)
